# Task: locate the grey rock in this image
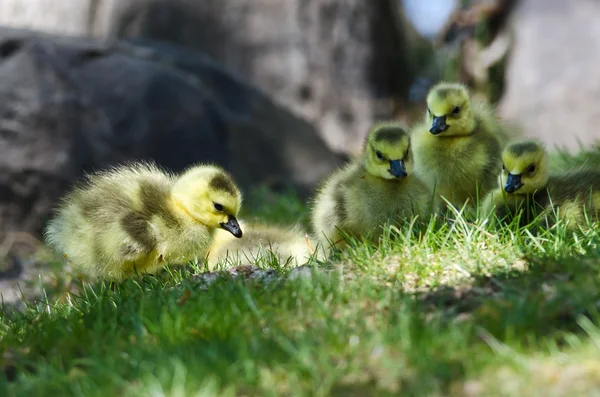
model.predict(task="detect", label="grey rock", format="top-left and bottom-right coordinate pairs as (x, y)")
top-left (107, 0), bottom-right (428, 154)
top-left (0, 0), bottom-right (434, 154)
top-left (0, 36), bottom-right (94, 235)
top-left (499, 0), bottom-right (600, 150)
top-left (183, 263), bottom-right (324, 292)
top-left (189, 264), bottom-right (281, 289)
top-left (0, 234), bottom-right (65, 314)
top-left (287, 264), bottom-right (318, 281)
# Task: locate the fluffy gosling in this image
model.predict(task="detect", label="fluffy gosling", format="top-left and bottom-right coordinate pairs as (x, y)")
top-left (411, 81), bottom-right (510, 210)
top-left (44, 162), bottom-right (243, 281)
top-left (310, 122), bottom-right (431, 249)
top-left (485, 140), bottom-right (600, 228)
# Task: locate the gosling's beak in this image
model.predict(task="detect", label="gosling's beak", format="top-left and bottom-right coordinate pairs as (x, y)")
top-left (504, 173), bottom-right (523, 194)
top-left (430, 115), bottom-right (449, 135)
top-left (389, 159), bottom-right (407, 179)
top-left (220, 215), bottom-right (243, 238)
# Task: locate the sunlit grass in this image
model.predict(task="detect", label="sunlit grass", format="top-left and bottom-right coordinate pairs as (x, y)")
top-left (2, 149), bottom-right (600, 396)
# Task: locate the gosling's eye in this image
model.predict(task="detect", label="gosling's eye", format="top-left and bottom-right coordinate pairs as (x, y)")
top-left (213, 203), bottom-right (224, 211)
top-left (527, 164), bottom-right (536, 173)
top-left (427, 108), bottom-right (431, 115)
top-left (452, 106), bottom-right (461, 115)
top-left (376, 150), bottom-right (384, 160)
top-left (502, 164), bottom-right (506, 171)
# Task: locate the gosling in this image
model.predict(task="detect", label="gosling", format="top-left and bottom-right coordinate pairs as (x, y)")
top-left (411, 81), bottom-right (510, 211)
top-left (485, 140), bottom-right (600, 228)
top-left (44, 162), bottom-right (243, 281)
top-left (311, 122), bottom-right (432, 249)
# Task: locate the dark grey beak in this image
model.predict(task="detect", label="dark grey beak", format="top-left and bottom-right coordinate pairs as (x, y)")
top-left (220, 215), bottom-right (242, 238)
top-left (389, 159), bottom-right (407, 179)
top-left (504, 173), bottom-right (523, 194)
top-left (430, 115), bottom-right (449, 135)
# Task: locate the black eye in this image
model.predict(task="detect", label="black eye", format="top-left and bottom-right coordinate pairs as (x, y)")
top-left (452, 106), bottom-right (461, 115)
top-left (427, 108), bottom-right (432, 115)
top-left (213, 203), bottom-right (224, 211)
top-left (527, 164), bottom-right (536, 173)
top-left (376, 150), bottom-right (384, 160)
top-left (502, 164), bottom-right (506, 171)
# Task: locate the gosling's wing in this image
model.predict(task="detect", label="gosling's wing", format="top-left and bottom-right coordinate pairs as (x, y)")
top-left (477, 130), bottom-right (504, 197)
top-left (310, 161), bottom-right (361, 245)
top-left (546, 171), bottom-right (600, 206)
top-left (208, 222), bottom-right (314, 267)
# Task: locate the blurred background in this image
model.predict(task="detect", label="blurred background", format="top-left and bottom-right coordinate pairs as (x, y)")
top-left (0, 0), bottom-right (599, 297)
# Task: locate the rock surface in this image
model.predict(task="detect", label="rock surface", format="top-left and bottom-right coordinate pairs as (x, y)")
top-left (499, 0), bottom-right (600, 150)
top-left (0, 0), bottom-right (431, 154)
top-left (0, 233), bottom-right (73, 314)
top-left (110, 0), bottom-right (430, 154)
top-left (186, 264), bottom-right (321, 290)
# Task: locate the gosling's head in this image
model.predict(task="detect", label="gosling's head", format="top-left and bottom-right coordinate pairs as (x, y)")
top-left (364, 122), bottom-right (412, 180)
top-left (501, 140), bottom-right (549, 195)
top-left (171, 165), bottom-right (243, 238)
top-left (426, 82), bottom-right (475, 137)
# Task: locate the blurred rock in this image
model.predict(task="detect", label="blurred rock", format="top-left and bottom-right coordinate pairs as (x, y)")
top-left (108, 0), bottom-right (381, 154)
top-left (190, 265), bottom-right (280, 288)
top-left (0, 0), bottom-right (435, 154)
top-left (0, 0), bottom-right (98, 36)
top-left (0, 33), bottom-right (95, 235)
top-left (0, 232), bottom-right (72, 314)
top-left (123, 40), bottom-right (346, 193)
top-left (499, 0), bottom-right (600, 150)
top-left (186, 263), bottom-right (321, 290)
top-left (0, 26), bottom-right (343, 238)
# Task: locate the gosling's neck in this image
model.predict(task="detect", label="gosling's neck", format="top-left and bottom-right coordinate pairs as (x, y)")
top-left (453, 116), bottom-right (478, 137)
top-left (168, 196), bottom-right (212, 229)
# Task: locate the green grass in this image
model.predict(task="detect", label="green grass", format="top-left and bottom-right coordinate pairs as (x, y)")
top-left (3, 151), bottom-right (600, 396)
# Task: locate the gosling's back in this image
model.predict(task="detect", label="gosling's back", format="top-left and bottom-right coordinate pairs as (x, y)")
top-left (539, 170), bottom-right (600, 224)
top-left (207, 222), bottom-right (318, 267)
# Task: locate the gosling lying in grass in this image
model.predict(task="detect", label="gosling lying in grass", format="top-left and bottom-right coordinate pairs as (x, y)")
top-left (44, 162), bottom-right (243, 281)
top-left (207, 221), bottom-right (323, 268)
top-left (411, 82), bottom-right (513, 211)
top-left (485, 140), bottom-right (600, 228)
top-left (311, 122), bottom-right (432, 249)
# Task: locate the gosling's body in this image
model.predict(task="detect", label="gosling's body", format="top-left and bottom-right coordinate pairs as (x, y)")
top-left (486, 140), bottom-right (600, 228)
top-left (488, 172), bottom-right (600, 226)
top-left (412, 122), bottom-right (502, 207)
top-left (45, 162), bottom-right (243, 280)
top-left (207, 222), bottom-right (320, 268)
top-left (311, 122), bottom-right (431, 248)
top-left (411, 82), bottom-right (509, 209)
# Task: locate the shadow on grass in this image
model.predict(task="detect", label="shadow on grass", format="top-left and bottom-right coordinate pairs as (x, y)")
top-left (416, 250), bottom-right (600, 342)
